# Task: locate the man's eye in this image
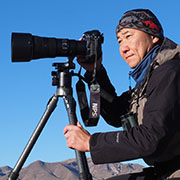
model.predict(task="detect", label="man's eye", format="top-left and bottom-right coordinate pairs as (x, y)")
top-left (126, 35), bottom-right (131, 39)
top-left (118, 40), bottom-right (122, 44)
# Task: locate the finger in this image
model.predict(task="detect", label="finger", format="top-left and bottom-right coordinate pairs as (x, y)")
top-left (63, 124), bottom-right (73, 135)
top-left (77, 121), bottom-right (83, 128)
top-left (64, 131), bottom-right (71, 139)
top-left (77, 57), bottom-right (86, 63)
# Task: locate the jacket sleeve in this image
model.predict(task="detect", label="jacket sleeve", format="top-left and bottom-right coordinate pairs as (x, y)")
top-left (84, 66), bottom-right (131, 127)
top-left (90, 60), bottom-right (180, 165)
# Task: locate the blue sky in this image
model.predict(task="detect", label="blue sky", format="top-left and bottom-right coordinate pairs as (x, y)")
top-left (1, 0), bottom-right (180, 170)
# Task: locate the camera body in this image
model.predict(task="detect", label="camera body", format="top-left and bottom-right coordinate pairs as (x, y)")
top-left (81, 30), bottom-right (104, 63)
top-left (11, 30), bottom-right (104, 63)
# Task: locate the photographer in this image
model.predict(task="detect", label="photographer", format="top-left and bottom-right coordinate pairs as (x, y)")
top-left (64, 9), bottom-right (180, 179)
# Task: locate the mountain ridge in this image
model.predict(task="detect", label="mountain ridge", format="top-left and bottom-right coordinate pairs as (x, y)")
top-left (0, 158), bottom-right (144, 180)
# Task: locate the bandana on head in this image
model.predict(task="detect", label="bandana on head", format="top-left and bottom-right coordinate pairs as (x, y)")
top-left (116, 9), bottom-right (164, 39)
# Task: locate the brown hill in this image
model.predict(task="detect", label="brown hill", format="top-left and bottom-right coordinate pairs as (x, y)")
top-left (0, 158), bottom-right (144, 180)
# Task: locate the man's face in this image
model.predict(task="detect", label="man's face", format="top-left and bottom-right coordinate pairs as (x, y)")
top-left (117, 28), bottom-right (158, 68)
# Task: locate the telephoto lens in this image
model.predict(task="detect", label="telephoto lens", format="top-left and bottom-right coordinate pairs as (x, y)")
top-left (11, 33), bottom-right (87, 62)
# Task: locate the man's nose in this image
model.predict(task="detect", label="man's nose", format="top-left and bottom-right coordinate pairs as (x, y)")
top-left (120, 42), bottom-right (130, 54)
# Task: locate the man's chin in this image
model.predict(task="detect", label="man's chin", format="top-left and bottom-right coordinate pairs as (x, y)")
top-left (129, 64), bottom-right (137, 69)
top-left (127, 58), bottom-right (139, 69)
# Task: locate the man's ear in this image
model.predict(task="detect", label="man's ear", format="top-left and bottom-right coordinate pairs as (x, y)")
top-left (152, 36), bottom-right (159, 44)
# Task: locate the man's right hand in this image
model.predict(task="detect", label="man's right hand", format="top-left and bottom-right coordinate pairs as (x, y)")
top-left (76, 56), bottom-right (102, 73)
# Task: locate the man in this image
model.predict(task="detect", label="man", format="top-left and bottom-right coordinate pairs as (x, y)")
top-left (64, 9), bottom-right (180, 179)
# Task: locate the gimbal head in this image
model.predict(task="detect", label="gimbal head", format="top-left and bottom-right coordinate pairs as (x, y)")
top-left (51, 57), bottom-right (75, 97)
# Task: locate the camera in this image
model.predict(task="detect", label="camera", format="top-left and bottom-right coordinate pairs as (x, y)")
top-left (11, 30), bottom-right (104, 62)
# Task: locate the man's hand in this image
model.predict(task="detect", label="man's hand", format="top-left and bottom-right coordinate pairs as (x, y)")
top-left (64, 122), bottom-right (91, 152)
top-left (77, 56), bottom-right (102, 73)
top-left (76, 37), bottom-right (103, 72)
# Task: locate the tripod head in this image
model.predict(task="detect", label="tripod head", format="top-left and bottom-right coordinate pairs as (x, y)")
top-left (51, 57), bottom-right (76, 97)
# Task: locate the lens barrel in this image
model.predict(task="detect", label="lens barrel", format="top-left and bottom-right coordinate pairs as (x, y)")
top-left (11, 33), bottom-right (33, 62)
top-left (11, 33), bottom-right (87, 62)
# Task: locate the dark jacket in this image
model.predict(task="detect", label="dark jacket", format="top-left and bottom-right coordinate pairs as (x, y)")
top-left (88, 38), bottom-right (180, 166)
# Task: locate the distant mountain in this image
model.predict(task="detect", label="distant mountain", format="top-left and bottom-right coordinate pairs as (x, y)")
top-left (0, 158), bottom-right (144, 180)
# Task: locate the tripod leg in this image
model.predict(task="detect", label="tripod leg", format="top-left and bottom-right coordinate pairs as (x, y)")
top-left (63, 95), bottom-right (92, 180)
top-left (8, 95), bottom-right (58, 180)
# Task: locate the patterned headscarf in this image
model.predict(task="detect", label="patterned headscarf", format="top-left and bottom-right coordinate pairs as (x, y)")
top-left (116, 9), bottom-right (164, 39)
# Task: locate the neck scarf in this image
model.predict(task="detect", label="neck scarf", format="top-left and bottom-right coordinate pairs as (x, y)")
top-left (129, 45), bottom-right (160, 85)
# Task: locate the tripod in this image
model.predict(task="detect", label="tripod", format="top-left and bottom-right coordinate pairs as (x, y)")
top-left (8, 58), bottom-right (92, 180)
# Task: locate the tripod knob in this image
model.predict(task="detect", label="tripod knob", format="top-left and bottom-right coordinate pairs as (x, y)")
top-left (51, 71), bottom-right (59, 86)
top-left (52, 77), bottom-right (59, 86)
top-left (51, 71), bottom-right (58, 76)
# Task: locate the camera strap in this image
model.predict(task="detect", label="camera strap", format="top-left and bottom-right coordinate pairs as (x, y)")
top-left (76, 77), bottom-right (89, 125)
top-left (88, 81), bottom-right (100, 126)
top-left (88, 37), bottom-right (101, 126)
top-left (76, 38), bottom-right (100, 126)
top-left (76, 73), bottom-right (100, 126)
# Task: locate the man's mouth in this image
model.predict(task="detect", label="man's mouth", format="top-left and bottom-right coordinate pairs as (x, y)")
top-left (126, 54), bottom-right (134, 59)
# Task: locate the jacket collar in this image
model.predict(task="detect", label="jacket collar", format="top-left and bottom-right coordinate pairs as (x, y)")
top-left (154, 37), bottom-right (180, 67)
